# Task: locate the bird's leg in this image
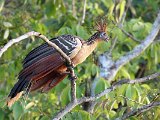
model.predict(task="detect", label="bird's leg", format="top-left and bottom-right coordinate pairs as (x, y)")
top-left (65, 61), bottom-right (77, 102)
top-left (65, 61), bottom-right (77, 80)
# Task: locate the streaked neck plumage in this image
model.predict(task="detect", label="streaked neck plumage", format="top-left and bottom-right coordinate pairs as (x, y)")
top-left (86, 32), bottom-right (100, 45)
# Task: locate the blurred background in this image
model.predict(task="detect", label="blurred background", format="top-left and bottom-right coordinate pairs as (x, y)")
top-left (0, 0), bottom-right (160, 119)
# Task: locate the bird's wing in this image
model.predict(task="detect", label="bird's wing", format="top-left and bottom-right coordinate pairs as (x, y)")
top-left (7, 35), bottom-right (82, 103)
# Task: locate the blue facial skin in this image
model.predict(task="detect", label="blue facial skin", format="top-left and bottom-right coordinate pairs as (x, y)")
top-left (99, 32), bottom-right (109, 42)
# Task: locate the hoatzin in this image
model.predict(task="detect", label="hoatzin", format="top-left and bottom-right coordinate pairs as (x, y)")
top-left (7, 21), bottom-right (109, 107)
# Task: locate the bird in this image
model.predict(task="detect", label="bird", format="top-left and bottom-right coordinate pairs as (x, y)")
top-left (7, 20), bottom-right (109, 107)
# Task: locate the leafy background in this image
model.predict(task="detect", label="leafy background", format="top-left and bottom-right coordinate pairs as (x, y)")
top-left (0, 0), bottom-right (160, 119)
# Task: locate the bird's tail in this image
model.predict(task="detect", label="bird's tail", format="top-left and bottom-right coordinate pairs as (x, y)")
top-left (7, 72), bottom-right (67, 107)
top-left (7, 79), bottom-right (31, 107)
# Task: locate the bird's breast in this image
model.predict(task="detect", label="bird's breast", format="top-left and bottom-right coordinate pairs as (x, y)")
top-left (72, 41), bottom-right (98, 66)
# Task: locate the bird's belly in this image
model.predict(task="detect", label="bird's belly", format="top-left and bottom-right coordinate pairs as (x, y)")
top-left (72, 52), bottom-right (88, 66)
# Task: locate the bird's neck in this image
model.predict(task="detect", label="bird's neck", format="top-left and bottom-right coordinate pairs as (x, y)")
top-left (86, 32), bottom-right (100, 45)
top-left (82, 32), bottom-right (102, 56)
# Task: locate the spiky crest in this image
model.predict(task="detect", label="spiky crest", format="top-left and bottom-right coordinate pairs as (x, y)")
top-left (95, 18), bottom-right (107, 32)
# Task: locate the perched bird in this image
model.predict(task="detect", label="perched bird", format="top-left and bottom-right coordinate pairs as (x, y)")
top-left (7, 20), bottom-right (109, 107)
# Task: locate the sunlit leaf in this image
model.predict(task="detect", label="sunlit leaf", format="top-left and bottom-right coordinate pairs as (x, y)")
top-left (119, 0), bottom-right (126, 21)
top-left (3, 29), bottom-right (9, 39)
top-left (0, 0), bottom-right (4, 12)
top-left (3, 22), bottom-right (13, 28)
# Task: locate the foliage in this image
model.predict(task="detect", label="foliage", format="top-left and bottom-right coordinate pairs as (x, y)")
top-left (0, 0), bottom-right (160, 119)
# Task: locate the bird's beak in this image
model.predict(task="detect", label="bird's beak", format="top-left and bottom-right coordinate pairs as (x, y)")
top-left (105, 35), bottom-right (109, 42)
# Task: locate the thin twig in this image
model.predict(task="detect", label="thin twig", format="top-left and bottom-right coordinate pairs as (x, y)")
top-left (118, 95), bottom-right (146, 105)
top-left (108, 37), bottom-right (118, 55)
top-left (119, 102), bottom-right (160, 120)
top-left (71, 79), bottom-right (76, 102)
top-left (118, 25), bottom-right (141, 42)
top-left (52, 72), bottom-right (160, 119)
top-left (81, 0), bottom-right (87, 24)
top-left (72, 0), bottom-right (76, 18)
top-left (69, 68), bottom-right (77, 102)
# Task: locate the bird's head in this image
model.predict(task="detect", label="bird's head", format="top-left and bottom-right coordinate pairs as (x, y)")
top-left (95, 19), bottom-right (109, 42)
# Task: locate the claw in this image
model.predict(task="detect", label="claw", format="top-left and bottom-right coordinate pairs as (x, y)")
top-left (69, 74), bottom-right (77, 80)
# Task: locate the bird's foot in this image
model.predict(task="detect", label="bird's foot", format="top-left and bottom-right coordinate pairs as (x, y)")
top-left (69, 74), bottom-right (77, 81)
top-left (66, 62), bottom-right (77, 80)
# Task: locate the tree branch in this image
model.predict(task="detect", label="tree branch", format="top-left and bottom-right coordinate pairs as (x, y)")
top-left (52, 72), bottom-right (160, 119)
top-left (115, 12), bottom-right (160, 69)
top-left (99, 11), bottom-right (160, 81)
top-left (0, 31), bottom-right (71, 64)
top-left (118, 102), bottom-right (160, 120)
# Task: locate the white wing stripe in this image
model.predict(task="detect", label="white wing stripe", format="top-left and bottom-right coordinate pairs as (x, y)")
top-left (54, 39), bottom-right (70, 50)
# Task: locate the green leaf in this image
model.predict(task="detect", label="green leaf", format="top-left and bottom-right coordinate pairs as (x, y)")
top-left (110, 100), bottom-right (118, 110)
top-left (91, 64), bottom-right (98, 76)
top-left (13, 102), bottom-right (24, 120)
top-left (40, 116), bottom-right (50, 120)
top-left (76, 25), bottom-right (89, 39)
top-left (125, 85), bottom-right (137, 106)
top-left (141, 84), bottom-right (151, 90)
top-left (0, 110), bottom-right (4, 120)
top-left (109, 110), bottom-right (116, 119)
top-left (60, 85), bottom-right (71, 106)
top-left (45, 1), bottom-right (56, 17)
top-left (58, 27), bottom-right (73, 35)
top-left (95, 78), bottom-right (108, 94)
top-left (126, 85), bottom-right (132, 99)
top-left (120, 67), bottom-right (131, 79)
top-left (132, 21), bottom-right (144, 31)
top-left (63, 110), bottom-right (90, 120)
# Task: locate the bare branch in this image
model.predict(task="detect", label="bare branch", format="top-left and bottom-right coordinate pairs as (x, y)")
top-left (115, 12), bottom-right (160, 68)
top-left (99, 11), bottom-right (160, 81)
top-left (71, 78), bottom-right (77, 102)
top-left (0, 31), bottom-right (71, 65)
top-left (53, 72), bottom-right (160, 119)
top-left (119, 102), bottom-right (160, 120)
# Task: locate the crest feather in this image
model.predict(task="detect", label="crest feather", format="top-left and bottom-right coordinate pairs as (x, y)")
top-left (95, 19), bottom-right (107, 32)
